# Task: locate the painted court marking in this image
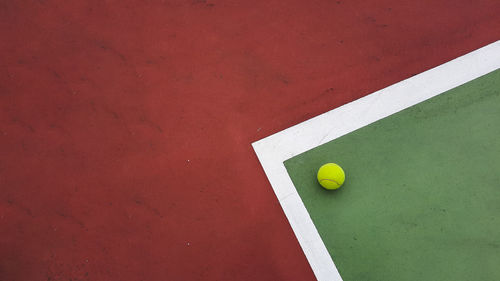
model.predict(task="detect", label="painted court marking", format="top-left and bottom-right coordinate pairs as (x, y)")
top-left (252, 40), bottom-right (500, 281)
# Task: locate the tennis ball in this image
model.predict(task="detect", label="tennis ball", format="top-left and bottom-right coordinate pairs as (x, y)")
top-left (317, 163), bottom-right (345, 190)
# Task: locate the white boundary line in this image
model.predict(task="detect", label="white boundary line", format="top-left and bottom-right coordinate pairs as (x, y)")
top-left (252, 40), bottom-right (500, 281)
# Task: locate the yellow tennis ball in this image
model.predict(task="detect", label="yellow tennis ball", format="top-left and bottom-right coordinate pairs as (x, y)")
top-left (317, 163), bottom-right (345, 190)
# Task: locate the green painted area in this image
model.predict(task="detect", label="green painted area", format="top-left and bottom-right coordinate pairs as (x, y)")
top-left (284, 70), bottom-right (500, 281)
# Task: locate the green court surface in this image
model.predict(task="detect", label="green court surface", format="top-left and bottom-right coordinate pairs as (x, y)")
top-left (284, 69), bottom-right (500, 281)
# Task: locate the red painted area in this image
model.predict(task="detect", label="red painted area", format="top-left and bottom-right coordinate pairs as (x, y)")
top-left (1, 0), bottom-right (499, 280)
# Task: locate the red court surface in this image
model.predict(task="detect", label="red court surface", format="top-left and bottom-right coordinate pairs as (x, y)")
top-left (1, 1), bottom-right (499, 280)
